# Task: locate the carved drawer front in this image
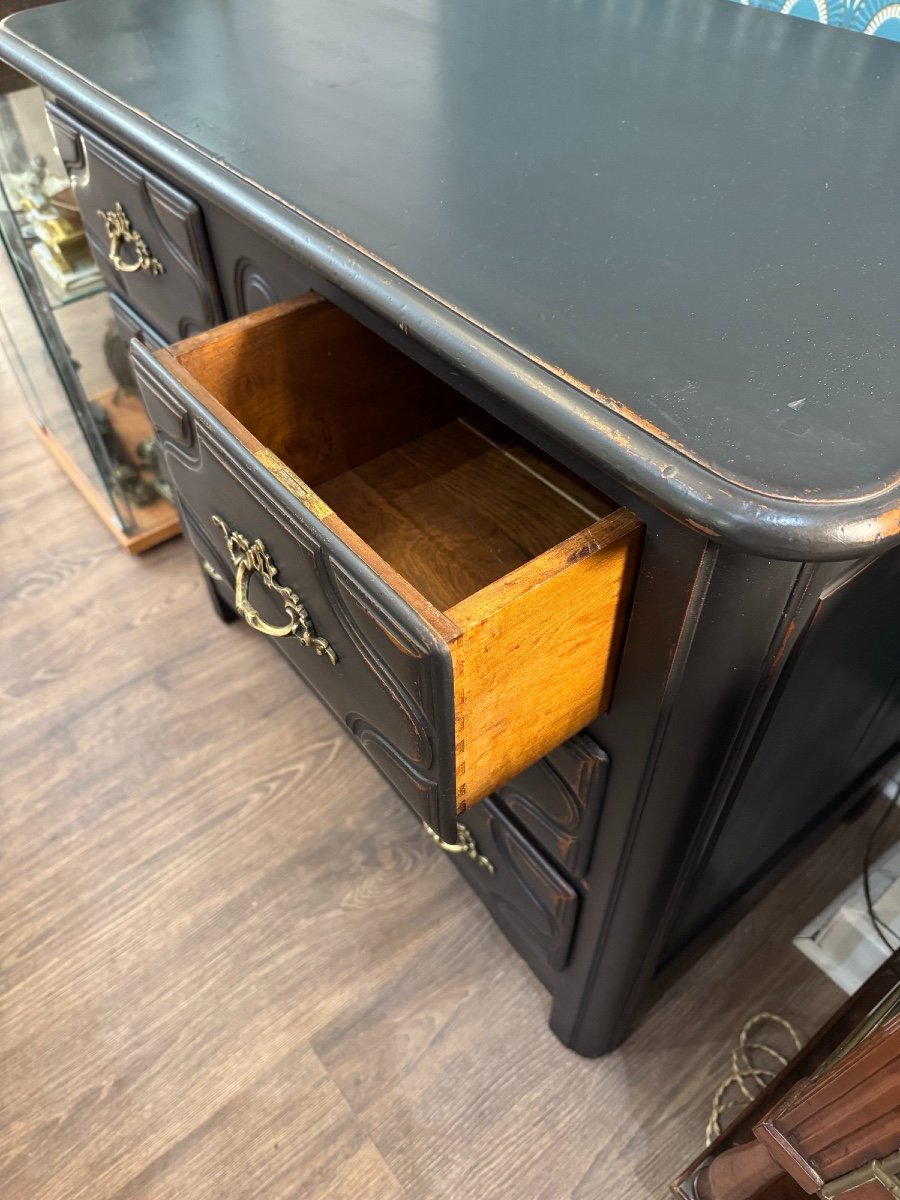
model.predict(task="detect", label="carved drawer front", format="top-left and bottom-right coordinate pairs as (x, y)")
top-left (132, 294), bottom-right (640, 844)
top-left (495, 734), bottom-right (609, 878)
top-left (108, 293), bottom-right (165, 352)
top-left (46, 103), bottom-right (224, 344)
top-left (445, 800), bottom-right (580, 983)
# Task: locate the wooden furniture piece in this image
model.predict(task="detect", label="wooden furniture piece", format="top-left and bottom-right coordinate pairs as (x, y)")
top-left (133, 295), bottom-right (640, 835)
top-left (674, 953), bottom-right (900, 1200)
top-left (2, 0), bottom-right (899, 1055)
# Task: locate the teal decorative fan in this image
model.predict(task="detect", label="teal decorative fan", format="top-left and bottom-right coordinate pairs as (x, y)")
top-left (731, 0), bottom-right (900, 39)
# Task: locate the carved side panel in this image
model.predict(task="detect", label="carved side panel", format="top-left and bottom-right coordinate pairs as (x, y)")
top-left (495, 734), bottom-right (609, 878)
top-left (453, 799), bottom-right (580, 982)
top-left (233, 255), bottom-right (278, 314)
top-left (47, 103), bottom-right (224, 343)
top-left (201, 204), bottom-right (317, 318)
top-left (132, 351), bottom-right (458, 841)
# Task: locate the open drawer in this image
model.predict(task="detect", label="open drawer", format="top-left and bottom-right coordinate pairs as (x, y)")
top-left (131, 295), bottom-right (640, 842)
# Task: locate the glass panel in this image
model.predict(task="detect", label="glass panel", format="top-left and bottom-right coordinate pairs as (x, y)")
top-left (0, 75), bottom-right (177, 545)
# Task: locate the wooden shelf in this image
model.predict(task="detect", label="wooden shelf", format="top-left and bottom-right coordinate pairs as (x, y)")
top-left (31, 385), bottom-right (180, 554)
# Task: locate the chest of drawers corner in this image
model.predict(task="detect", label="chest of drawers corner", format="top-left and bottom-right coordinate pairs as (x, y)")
top-left (9, 4), bottom-right (900, 1057)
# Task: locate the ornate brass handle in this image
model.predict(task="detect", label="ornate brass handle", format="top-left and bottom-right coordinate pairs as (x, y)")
top-left (97, 202), bottom-right (164, 275)
top-left (424, 821), bottom-right (494, 873)
top-left (211, 515), bottom-right (337, 664)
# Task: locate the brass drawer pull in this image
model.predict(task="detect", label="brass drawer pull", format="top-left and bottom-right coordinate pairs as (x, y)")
top-left (424, 821), bottom-right (494, 873)
top-left (211, 515), bottom-right (337, 664)
top-left (98, 202), bottom-right (164, 275)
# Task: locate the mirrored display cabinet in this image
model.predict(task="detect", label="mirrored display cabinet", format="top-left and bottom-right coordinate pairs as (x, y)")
top-left (0, 72), bottom-right (179, 552)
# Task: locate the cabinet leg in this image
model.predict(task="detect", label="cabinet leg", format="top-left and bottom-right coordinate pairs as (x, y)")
top-left (548, 990), bottom-right (628, 1057)
top-left (202, 570), bottom-right (238, 624)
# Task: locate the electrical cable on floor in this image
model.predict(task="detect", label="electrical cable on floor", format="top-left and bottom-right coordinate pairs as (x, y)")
top-left (863, 783), bottom-right (900, 953)
top-left (706, 780), bottom-right (899, 1146)
top-left (705, 1012), bottom-right (803, 1145)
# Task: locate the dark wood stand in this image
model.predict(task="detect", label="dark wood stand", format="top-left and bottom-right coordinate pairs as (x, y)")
top-left (673, 953), bottom-right (900, 1200)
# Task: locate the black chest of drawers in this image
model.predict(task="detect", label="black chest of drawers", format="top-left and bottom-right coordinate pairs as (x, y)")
top-left (2, 0), bottom-right (899, 1057)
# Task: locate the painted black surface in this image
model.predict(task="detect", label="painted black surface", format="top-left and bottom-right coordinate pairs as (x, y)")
top-left (2, 0), bottom-right (899, 558)
top-left (198, 533), bottom-right (594, 990)
top-left (664, 545), bottom-right (900, 961)
top-left (555, 533), bottom-right (896, 1056)
top-left (454, 799), bottom-right (580, 986)
top-left (108, 292), bottom-right (165, 350)
top-left (46, 103), bottom-right (223, 342)
top-left (494, 734), bottom-right (608, 879)
top-left (5, 1), bottom-right (900, 1056)
top-left (132, 343), bottom-right (461, 845)
top-left (202, 205), bottom-right (318, 321)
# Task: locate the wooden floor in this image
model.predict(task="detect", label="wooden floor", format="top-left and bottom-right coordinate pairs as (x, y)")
top-left (1, 282), bottom-right (898, 1200)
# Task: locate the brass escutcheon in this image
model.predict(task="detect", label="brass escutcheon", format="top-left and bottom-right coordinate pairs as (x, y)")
top-left (211, 515), bottom-right (337, 664)
top-left (97, 202), bottom-right (164, 275)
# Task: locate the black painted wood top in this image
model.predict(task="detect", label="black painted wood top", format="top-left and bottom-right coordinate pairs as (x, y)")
top-left (3, 0), bottom-right (898, 559)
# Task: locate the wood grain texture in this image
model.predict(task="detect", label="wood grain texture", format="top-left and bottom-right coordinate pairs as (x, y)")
top-left (449, 509), bottom-right (642, 807)
top-left (756, 1012), bottom-right (900, 1190)
top-left (317, 419), bottom-right (610, 611)
top-left (172, 295), bottom-right (460, 487)
top-left (694, 1141), bottom-right (785, 1200)
top-left (674, 954), bottom-right (900, 1200)
top-left (3, 248), bottom-right (900, 1198)
top-left (154, 294), bottom-right (639, 808)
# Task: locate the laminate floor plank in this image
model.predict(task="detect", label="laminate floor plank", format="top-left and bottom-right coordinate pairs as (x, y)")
top-left (2, 268), bottom-right (897, 1199)
top-left (101, 1041), bottom-right (408, 1200)
top-left (312, 812), bottom-right (894, 1200)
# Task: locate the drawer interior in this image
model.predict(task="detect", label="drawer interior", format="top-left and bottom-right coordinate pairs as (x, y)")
top-left (316, 420), bottom-right (616, 611)
top-left (169, 295), bottom-right (641, 807)
top-left (176, 298), bottom-right (619, 612)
